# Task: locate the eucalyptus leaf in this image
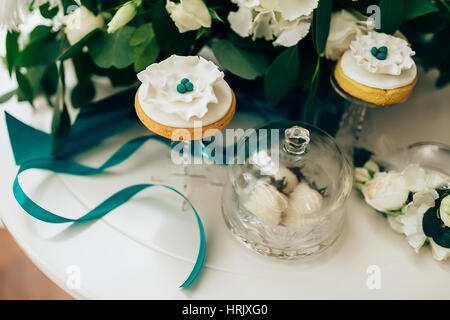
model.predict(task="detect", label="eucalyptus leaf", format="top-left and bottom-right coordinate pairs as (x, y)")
top-left (88, 27), bottom-right (135, 69)
top-left (380, 0), bottom-right (404, 34)
top-left (404, 0), bottom-right (439, 21)
top-left (313, 0), bottom-right (332, 54)
top-left (130, 23), bottom-right (155, 47)
top-left (16, 70), bottom-right (34, 106)
top-left (264, 46), bottom-right (299, 105)
top-left (0, 89), bottom-right (17, 104)
top-left (133, 39), bottom-right (160, 72)
top-left (212, 39), bottom-right (268, 80)
top-left (6, 31), bottom-right (19, 76)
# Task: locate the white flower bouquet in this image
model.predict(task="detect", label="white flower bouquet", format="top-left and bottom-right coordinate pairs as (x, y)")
top-left (0, 0), bottom-right (449, 153)
top-left (355, 153), bottom-right (450, 261)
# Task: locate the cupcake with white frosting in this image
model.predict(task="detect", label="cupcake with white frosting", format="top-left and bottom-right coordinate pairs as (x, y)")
top-left (334, 31), bottom-right (418, 106)
top-left (135, 55), bottom-right (236, 140)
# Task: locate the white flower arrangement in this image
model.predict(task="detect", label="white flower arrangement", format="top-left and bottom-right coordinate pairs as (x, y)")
top-left (228, 0), bottom-right (319, 47)
top-left (355, 160), bottom-right (450, 261)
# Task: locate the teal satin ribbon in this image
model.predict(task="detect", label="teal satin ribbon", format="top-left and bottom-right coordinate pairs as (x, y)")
top-left (12, 135), bottom-right (205, 288)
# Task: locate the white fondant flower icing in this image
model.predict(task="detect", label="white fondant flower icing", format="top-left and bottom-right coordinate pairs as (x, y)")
top-left (137, 55), bottom-right (224, 121)
top-left (228, 0), bottom-right (317, 47)
top-left (349, 31), bottom-right (415, 75)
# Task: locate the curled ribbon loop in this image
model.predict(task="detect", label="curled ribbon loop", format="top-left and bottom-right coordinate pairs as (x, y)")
top-left (12, 135), bottom-right (205, 288)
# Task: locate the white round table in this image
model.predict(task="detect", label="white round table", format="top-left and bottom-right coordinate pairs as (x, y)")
top-left (1, 67), bottom-right (450, 300)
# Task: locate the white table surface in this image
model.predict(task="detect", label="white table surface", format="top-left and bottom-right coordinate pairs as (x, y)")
top-left (0, 65), bottom-right (449, 300)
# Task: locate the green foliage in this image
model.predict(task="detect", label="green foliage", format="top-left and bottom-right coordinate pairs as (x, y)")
top-left (88, 26), bottom-right (136, 69)
top-left (380, 0), bottom-right (404, 34)
top-left (15, 70), bottom-right (34, 106)
top-left (212, 39), bottom-right (268, 80)
top-left (404, 0), bottom-right (439, 21)
top-left (264, 45), bottom-right (299, 105)
top-left (6, 32), bottom-right (19, 75)
top-left (313, 0), bottom-right (332, 54)
top-left (129, 23), bottom-right (160, 71)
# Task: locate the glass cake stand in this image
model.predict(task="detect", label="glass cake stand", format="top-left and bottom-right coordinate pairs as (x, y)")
top-left (330, 71), bottom-right (393, 161)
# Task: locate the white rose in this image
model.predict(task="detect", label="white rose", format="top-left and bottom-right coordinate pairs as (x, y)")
top-left (63, 6), bottom-right (104, 45)
top-left (440, 195), bottom-right (450, 228)
top-left (283, 182), bottom-right (323, 228)
top-left (166, 0), bottom-right (211, 33)
top-left (361, 171), bottom-right (409, 213)
top-left (325, 10), bottom-right (362, 60)
top-left (243, 182), bottom-right (288, 225)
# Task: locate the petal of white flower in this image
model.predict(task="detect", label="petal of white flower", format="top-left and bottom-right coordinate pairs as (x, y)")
top-left (402, 164), bottom-right (447, 192)
top-left (273, 19), bottom-right (311, 47)
top-left (228, 5), bottom-right (254, 38)
top-left (400, 189), bottom-right (438, 252)
top-left (276, 0), bottom-right (319, 21)
top-left (429, 238), bottom-right (450, 262)
top-left (252, 12), bottom-right (274, 41)
top-left (181, 0), bottom-right (212, 28)
top-left (233, 0), bottom-right (260, 7)
top-left (0, 0), bottom-right (28, 30)
top-left (387, 215), bottom-right (404, 234)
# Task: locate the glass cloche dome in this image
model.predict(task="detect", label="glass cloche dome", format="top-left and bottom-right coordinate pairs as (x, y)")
top-left (222, 121), bottom-right (353, 259)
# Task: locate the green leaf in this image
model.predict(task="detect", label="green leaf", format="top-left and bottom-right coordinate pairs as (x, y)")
top-left (313, 0), bottom-right (332, 54)
top-left (264, 46), bottom-right (299, 105)
top-left (41, 63), bottom-right (59, 96)
top-left (133, 39), bottom-right (160, 72)
top-left (71, 80), bottom-right (96, 108)
top-left (80, 0), bottom-right (99, 14)
top-left (212, 39), bottom-right (268, 80)
top-left (0, 89), bottom-right (17, 104)
top-left (6, 31), bottom-right (19, 76)
top-left (58, 29), bottom-right (99, 61)
top-left (51, 63), bottom-right (71, 155)
top-left (88, 27), bottom-right (135, 69)
top-left (39, 2), bottom-right (59, 19)
top-left (404, 0), bottom-right (439, 21)
top-left (380, 0), bottom-right (404, 34)
top-left (16, 70), bottom-right (34, 106)
top-left (152, 0), bottom-right (195, 56)
top-left (15, 26), bottom-right (56, 67)
top-left (129, 23), bottom-right (155, 47)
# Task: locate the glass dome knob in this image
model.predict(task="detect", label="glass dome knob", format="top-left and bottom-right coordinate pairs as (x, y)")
top-left (283, 126), bottom-right (310, 155)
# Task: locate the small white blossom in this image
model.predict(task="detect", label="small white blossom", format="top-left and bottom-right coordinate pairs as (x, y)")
top-left (62, 6), bottom-right (104, 45)
top-left (166, 0), bottom-right (211, 33)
